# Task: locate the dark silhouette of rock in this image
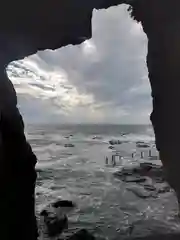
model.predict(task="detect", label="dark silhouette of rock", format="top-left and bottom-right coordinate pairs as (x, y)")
top-left (66, 229), bottom-right (96, 240)
top-left (108, 146), bottom-right (114, 149)
top-left (1, 0), bottom-right (180, 237)
top-left (143, 184), bottom-right (156, 192)
top-left (52, 200), bottom-right (76, 209)
top-left (136, 143), bottom-right (150, 148)
top-left (40, 209), bottom-right (68, 237)
top-left (114, 162), bottom-right (165, 188)
top-left (109, 140), bottom-right (122, 145)
top-left (0, 90), bottom-right (38, 239)
top-left (40, 199), bottom-right (76, 237)
top-left (92, 136), bottom-right (102, 140)
top-left (64, 143), bottom-right (75, 148)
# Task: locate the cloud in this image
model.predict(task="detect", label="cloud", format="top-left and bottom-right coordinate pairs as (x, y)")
top-left (7, 4), bottom-right (151, 124)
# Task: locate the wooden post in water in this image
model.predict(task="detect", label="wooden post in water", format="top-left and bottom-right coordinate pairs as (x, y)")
top-left (149, 149), bottom-right (152, 158)
top-left (112, 155), bottom-right (116, 167)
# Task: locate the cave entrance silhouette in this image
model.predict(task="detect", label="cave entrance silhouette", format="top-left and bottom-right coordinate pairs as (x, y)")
top-left (1, 0), bottom-right (180, 239)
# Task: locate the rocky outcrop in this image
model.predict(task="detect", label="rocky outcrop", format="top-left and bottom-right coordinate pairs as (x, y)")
top-left (114, 162), bottom-right (171, 199)
top-left (109, 140), bottom-right (123, 145)
top-left (64, 143), bottom-right (75, 148)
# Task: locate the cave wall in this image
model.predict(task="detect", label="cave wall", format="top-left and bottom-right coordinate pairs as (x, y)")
top-left (1, 0), bottom-right (180, 239)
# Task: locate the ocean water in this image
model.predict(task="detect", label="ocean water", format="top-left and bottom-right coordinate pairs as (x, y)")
top-left (26, 124), bottom-right (180, 239)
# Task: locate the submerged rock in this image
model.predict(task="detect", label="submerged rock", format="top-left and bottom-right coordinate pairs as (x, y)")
top-left (92, 136), bottom-right (102, 140)
top-left (40, 199), bottom-right (76, 237)
top-left (126, 186), bottom-right (157, 199)
top-left (136, 143), bottom-right (150, 148)
top-left (52, 200), bottom-right (76, 209)
top-left (108, 146), bottom-right (114, 149)
top-left (114, 174), bottom-right (147, 183)
top-left (40, 209), bottom-right (68, 237)
top-left (64, 143), bottom-right (75, 148)
top-left (109, 140), bottom-right (122, 145)
top-left (114, 162), bottom-right (164, 184)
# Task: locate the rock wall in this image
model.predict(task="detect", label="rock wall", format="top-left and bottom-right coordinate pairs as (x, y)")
top-left (130, 0), bottom-right (180, 210)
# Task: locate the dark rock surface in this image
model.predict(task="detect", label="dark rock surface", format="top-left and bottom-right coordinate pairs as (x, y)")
top-left (136, 143), bottom-right (150, 148)
top-left (52, 200), bottom-right (76, 209)
top-left (114, 162), bottom-right (170, 199)
top-left (108, 146), bottom-right (115, 149)
top-left (64, 143), bottom-right (75, 148)
top-left (109, 140), bottom-right (123, 145)
top-left (0, 106), bottom-right (38, 240)
top-left (40, 199), bottom-right (76, 237)
top-left (40, 209), bottom-right (68, 237)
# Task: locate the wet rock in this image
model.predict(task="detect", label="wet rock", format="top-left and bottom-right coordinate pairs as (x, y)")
top-left (65, 135), bottom-right (73, 139)
top-left (136, 141), bottom-right (145, 145)
top-left (156, 184), bottom-right (171, 194)
top-left (126, 186), bottom-right (157, 199)
top-left (40, 199), bottom-right (76, 237)
top-left (109, 140), bottom-right (122, 145)
top-left (115, 174), bottom-right (147, 183)
top-left (40, 209), bottom-right (68, 237)
top-left (115, 163), bottom-right (164, 180)
top-left (64, 143), bottom-right (75, 148)
top-left (92, 136), bottom-right (102, 140)
top-left (136, 143), bottom-right (150, 148)
top-left (108, 146), bottom-right (114, 149)
top-left (66, 229), bottom-right (96, 240)
top-left (143, 184), bottom-right (157, 191)
top-left (52, 200), bottom-right (76, 209)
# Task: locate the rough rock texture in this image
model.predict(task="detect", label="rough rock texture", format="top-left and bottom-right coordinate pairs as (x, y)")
top-left (1, 0), bottom-right (180, 239)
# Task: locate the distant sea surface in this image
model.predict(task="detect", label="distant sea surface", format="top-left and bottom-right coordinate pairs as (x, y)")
top-left (26, 124), bottom-right (180, 239)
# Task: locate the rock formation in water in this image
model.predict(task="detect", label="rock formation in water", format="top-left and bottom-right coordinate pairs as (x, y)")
top-left (1, 0), bottom-right (180, 239)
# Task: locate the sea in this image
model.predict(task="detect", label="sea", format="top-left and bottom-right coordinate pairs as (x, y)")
top-left (26, 124), bottom-right (180, 239)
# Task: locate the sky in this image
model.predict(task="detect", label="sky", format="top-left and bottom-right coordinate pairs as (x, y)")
top-left (7, 4), bottom-right (151, 124)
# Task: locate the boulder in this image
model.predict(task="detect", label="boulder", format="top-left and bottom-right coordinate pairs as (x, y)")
top-left (114, 175), bottom-right (147, 183)
top-left (108, 146), bottom-right (114, 149)
top-left (109, 140), bottom-right (122, 145)
top-left (92, 136), bottom-right (102, 140)
top-left (114, 162), bottom-right (164, 183)
top-left (52, 200), bottom-right (76, 209)
top-left (64, 143), bottom-right (75, 148)
top-left (136, 143), bottom-right (150, 148)
top-left (40, 209), bottom-right (68, 237)
top-left (40, 199), bottom-right (76, 237)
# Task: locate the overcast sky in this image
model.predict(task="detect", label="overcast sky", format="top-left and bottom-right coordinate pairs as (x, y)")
top-left (7, 4), bottom-right (151, 124)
